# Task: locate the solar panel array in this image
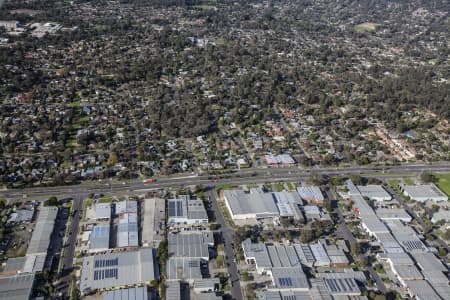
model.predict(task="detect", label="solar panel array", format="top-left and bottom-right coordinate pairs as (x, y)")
top-left (324, 278), bottom-right (357, 293)
top-left (168, 199), bottom-right (184, 217)
top-left (94, 257), bottom-right (118, 268)
top-left (93, 268), bottom-right (118, 280)
top-left (278, 277), bottom-right (293, 287)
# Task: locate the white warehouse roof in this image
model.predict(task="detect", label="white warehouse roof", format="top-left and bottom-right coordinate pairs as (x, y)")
top-left (357, 185), bottom-right (392, 201)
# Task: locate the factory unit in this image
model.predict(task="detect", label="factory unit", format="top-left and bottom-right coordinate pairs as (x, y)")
top-left (167, 195), bottom-right (208, 225)
top-left (357, 185), bottom-right (392, 201)
top-left (0, 273), bottom-right (35, 300)
top-left (222, 188), bottom-right (305, 222)
top-left (296, 186), bottom-right (325, 204)
top-left (400, 183), bottom-right (448, 203)
top-left (89, 224), bottom-right (111, 253)
top-left (79, 248), bottom-right (158, 295)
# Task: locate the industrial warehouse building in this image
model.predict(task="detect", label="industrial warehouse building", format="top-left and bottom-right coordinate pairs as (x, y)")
top-left (166, 232), bottom-right (213, 282)
top-left (222, 188), bottom-right (304, 221)
top-left (168, 195), bottom-right (208, 225)
top-left (24, 206), bottom-right (58, 273)
top-left (4, 206), bottom-right (58, 275)
top-left (0, 273), bottom-right (35, 300)
top-left (167, 232), bottom-right (213, 260)
top-left (400, 183), bottom-right (448, 203)
top-left (375, 208), bottom-right (412, 222)
top-left (80, 248), bottom-right (158, 294)
top-left (89, 224), bottom-right (111, 253)
top-left (115, 199), bottom-right (139, 248)
top-left (94, 203), bottom-right (111, 220)
top-left (296, 186), bottom-right (324, 204)
top-left (102, 286), bottom-right (149, 300)
top-left (357, 185), bottom-right (392, 201)
top-left (242, 239), bottom-right (347, 274)
top-left (117, 211), bottom-right (138, 248)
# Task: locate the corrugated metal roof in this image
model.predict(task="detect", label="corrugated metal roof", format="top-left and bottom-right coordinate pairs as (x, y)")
top-left (223, 189), bottom-right (279, 218)
top-left (117, 213), bottom-right (138, 248)
top-left (90, 225), bottom-right (110, 250)
top-left (357, 185), bottom-right (392, 201)
top-left (26, 206), bottom-right (58, 255)
top-left (270, 267), bottom-right (310, 290)
top-left (95, 203), bottom-right (111, 219)
top-left (166, 257), bottom-right (203, 280)
top-left (168, 232), bottom-right (212, 259)
top-left (0, 273), bottom-right (35, 300)
top-left (165, 281), bottom-right (180, 300)
top-left (296, 186), bottom-right (324, 202)
top-left (116, 200), bottom-right (138, 214)
top-left (103, 286), bottom-right (148, 300)
top-left (80, 248), bottom-right (157, 292)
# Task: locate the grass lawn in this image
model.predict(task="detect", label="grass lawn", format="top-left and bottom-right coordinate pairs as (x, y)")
top-left (404, 178), bottom-right (414, 185)
top-left (193, 4), bottom-right (215, 10)
top-left (354, 22), bottom-right (380, 32)
top-left (215, 38), bottom-right (226, 46)
top-left (98, 196), bottom-right (113, 203)
top-left (436, 173), bottom-right (450, 196)
top-left (276, 183), bottom-right (285, 192)
top-left (286, 182), bottom-right (296, 191)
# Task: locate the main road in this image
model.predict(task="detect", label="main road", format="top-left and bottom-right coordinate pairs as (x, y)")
top-left (2, 162), bottom-right (450, 200)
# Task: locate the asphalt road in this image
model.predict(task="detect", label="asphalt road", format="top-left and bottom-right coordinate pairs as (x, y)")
top-left (57, 194), bottom-right (84, 298)
top-left (3, 163), bottom-right (450, 200)
top-left (326, 189), bottom-right (388, 294)
top-left (207, 189), bottom-right (243, 300)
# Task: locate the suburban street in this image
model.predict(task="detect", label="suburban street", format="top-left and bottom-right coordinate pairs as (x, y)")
top-left (326, 189), bottom-right (388, 294)
top-left (57, 193), bottom-right (84, 298)
top-left (207, 189), bottom-right (243, 300)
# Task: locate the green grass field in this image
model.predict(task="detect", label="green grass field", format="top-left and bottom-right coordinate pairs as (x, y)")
top-left (404, 178), bottom-right (414, 185)
top-left (354, 22), bottom-right (380, 33)
top-left (436, 173), bottom-right (450, 196)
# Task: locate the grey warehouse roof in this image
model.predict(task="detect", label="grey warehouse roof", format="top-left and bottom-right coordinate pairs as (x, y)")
top-left (116, 200), bottom-right (138, 214)
top-left (357, 185), bottom-right (392, 201)
top-left (90, 225), bottom-right (110, 250)
top-left (223, 189), bottom-right (279, 217)
top-left (0, 273), bottom-right (35, 300)
top-left (80, 248), bottom-right (158, 293)
top-left (103, 286), bottom-right (148, 300)
top-left (95, 203), bottom-right (111, 219)
top-left (27, 206), bottom-right (58, 255)
top-left (296, 186), bottom-right (324, 202)
top-left (402, 184), bottom-right (448, 201)
top-left (168, 232), bottom-right (213, 259)
top-left (165, 280), bottom-right (180, 300)
top-left (167, 257), bottom-right (203, 280)
top-left (270, 267), bottom-right (310, 290)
